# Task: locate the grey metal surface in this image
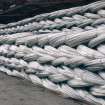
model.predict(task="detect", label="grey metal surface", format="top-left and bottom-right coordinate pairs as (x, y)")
top-left (0, 72), bottom-right (86, 105)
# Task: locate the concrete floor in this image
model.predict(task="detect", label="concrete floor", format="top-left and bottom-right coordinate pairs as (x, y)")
top-left (0, 72), bottom-right (87, 105)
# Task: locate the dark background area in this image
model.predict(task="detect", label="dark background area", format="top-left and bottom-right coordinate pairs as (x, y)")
top-left (0, 0), bottom-right (97, 23)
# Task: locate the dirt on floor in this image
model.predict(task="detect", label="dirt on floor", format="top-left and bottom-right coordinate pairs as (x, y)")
top-left (0, 72), bottom-right (87, 105)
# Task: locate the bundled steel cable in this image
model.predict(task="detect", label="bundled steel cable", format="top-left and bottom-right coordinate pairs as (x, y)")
top-left (2, 1), bottom-right (105, 105)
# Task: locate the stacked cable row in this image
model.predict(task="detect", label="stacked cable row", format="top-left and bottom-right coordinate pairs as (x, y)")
top-left (1, 1), bottom-right (105, 34)
top-left (0, 26), bottom-right (105, 104)
top-left (0, 44), bottom-right (105, 105)
top-left (0, 25), bottom-right (105, 48)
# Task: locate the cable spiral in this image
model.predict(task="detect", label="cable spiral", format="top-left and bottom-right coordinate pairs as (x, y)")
top-left (1, 1), bottom-right (105, 105)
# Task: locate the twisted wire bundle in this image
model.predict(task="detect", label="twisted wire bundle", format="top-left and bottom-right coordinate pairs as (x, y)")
top-left (1, 1), bottom-right (105, 105)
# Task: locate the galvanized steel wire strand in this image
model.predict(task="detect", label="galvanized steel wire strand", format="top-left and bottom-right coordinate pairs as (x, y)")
top-left (1, 1), bottom-right (105, 105)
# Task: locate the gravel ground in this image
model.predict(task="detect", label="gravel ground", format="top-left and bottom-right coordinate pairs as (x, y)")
top-left (0, 72), bottom-right (87, 105)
